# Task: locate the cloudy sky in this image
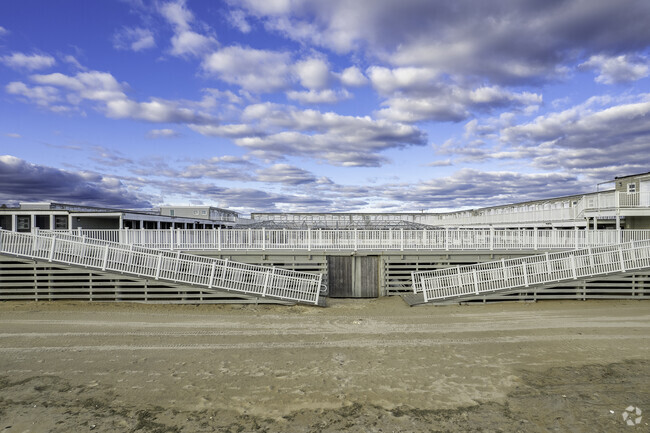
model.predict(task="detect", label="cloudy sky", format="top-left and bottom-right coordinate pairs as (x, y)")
top-left (1, 0), bottom-right (649, 214)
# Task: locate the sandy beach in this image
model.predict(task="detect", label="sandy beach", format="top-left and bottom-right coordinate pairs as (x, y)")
top-left (0, 298), bottom-right (648, 432)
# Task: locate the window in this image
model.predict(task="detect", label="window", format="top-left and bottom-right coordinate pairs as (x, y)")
top-left (201, 210), bottom-right (207, 215)
top-left (193, 210), bottom-right (199, 215)
top-left (169, 210), bottom-right (174, 216)
top-left (628, 183), bottom-right (637, 193)
top-left (55, 216), bottom-right (68, 229)
top-left (17, 215), bottom-right (31, 232)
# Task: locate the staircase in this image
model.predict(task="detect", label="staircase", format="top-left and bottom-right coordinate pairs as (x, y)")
top-left (412, 240), bottom-right (650, 303)
top-left (0, 229), bottom-right (323, 305)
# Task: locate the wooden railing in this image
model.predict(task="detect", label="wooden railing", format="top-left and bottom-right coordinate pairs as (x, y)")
top-left (412, 239), bottom-right (650, 302)
top-left (0, 229), bottom-right (322, 305)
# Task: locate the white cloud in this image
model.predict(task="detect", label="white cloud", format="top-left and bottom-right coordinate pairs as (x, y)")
top-left (113, 27), bottom-right (156, 52)
top-left (5, 133), bottom-right (21, 138)
top-left (286, 89), bottom-right (350, 104)
top-left (147, 128), bottom-right (179, 138)
top-left (62, 55), bottom-right (87, 70)
top-left (170, 30), bottom-right (216, 57)
top-left (228, 9), bottom-right (252, 33)
top-left (1, 52), bottom-right (56, 71)
top-left (294, 57), bottom-right (330, 89)
top-left (14, 70), bottom-right (216, 124)
top-left (581, 54), bottom-right (649, 84)
top-left (375, 82), bottom-right (542, 123)
top-left (338, 66), bottom-right (368, 87)
top-left (256, 164), bottom-right (317, 185)
top-left (232, 103), bottom-right (427, 166)
top-left (202, 46), bottom-right (292, 92)
top-left (367, 66), bottom-right (439, 95)
top-left (6, 81), bottom-right (61, 108)
top-left (160, 0), bottom-right (216, 56)
top-left (237, 0), bottom-right (650, 84)
top-left (0, 26), bottom-right (7, 35)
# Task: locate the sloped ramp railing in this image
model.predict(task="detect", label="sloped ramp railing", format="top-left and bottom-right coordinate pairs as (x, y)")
top-left (0, 229), bottom-right (322, 305)
top-left (412, 240), bottom-right (650, 303)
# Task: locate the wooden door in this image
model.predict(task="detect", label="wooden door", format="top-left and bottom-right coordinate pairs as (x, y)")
top-left (327, 255), bottom-right (378, 298)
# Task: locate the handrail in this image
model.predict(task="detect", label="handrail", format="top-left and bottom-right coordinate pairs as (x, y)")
top-left (412, 239), bottom-right (650, 302)
top-left (40, 228), bottom-right (650, 252)
top-left (0, 229), bottom-right (322, 305)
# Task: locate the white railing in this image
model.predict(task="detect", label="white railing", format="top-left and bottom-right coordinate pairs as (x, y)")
top-left (412, 239), bottom-right (650, 302)
top-left (0, 229), bottom-right (322, 305)
top-left (42, 228), bottom-right (650, 252)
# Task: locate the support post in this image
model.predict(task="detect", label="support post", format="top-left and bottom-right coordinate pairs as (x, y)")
top-left (217, 226), bottom-right (222, 251)
top-left (587, 246), bottom-right (595, 274)
top-left (262, 268), bottom-right (274, 297)
top-left (307, 228), bottom-right (311, 252)
top-left (472, 269), bottom-right (479, 294)
top-left (574, 226), bottom-right (579, 249)
top-left (545, 252), bottom-right (552, 278)
top-left (262, 227), bottom-right (266, 251)
top-left (400, 228), bottom-right (404, 252)
top-left (533, 227), bottom-right (538, 251)
top-left (502, 258), bottom-right (508, 282)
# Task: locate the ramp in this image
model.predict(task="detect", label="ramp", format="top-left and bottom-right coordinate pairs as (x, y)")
top-left (0, 229), bottom-right (323, 305)
top-left (412, 240), bottom-right (650, 303)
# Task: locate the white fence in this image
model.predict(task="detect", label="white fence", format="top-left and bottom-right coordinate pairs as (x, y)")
top-left (42, 227), bottom-right (650, 252)
top-left (412, 239), bottom-right (650, 302)
top-left (0, 229), bottom-right (322, 305)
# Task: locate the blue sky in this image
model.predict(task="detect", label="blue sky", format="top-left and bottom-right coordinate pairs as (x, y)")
top-left (1, 0), bottom-right (649, 214)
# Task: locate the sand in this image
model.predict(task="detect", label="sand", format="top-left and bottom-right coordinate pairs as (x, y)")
top-left (0, 298), bottom-right (648, 432)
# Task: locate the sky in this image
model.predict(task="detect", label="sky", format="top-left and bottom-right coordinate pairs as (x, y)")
top-left (0, 0), bottom-right (649, 215)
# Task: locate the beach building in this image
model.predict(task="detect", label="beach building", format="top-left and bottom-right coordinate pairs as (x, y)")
top-left (1, 173), bottom-right (650, 305)
top-left (0, 202), bottom-right (240, 232)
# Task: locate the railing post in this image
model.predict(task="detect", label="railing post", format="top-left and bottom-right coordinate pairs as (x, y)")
top-left (502, 258), bottom-right (508, 283)
top-left (101, 244), bottom-right (109, 271)
top-left (587, 246), bottom-right (595, 274)
top-left (445, 227), bottom-right (449, 251)
top-left (533, 227), bottom-right (538, 251)
top-left (77, 227), bottom-right (82, 237)
top-left (262, 268), bottom-right (273, 297)
top-left (208, 260), bottom-right (216, 288)
top-left (170, 227), bottom-right (174, 250)
top-left (472, 269), bottom-right (479, 294)
top-left (522, 261), bottom-right (529, 287)
top-left (217, 226), bottom-right (222, 251)
top-left (489, 227), bottom-right (494, 251)
top-left (456, 265), bottom-right (462, 288)
top-left (248, 228), bottom-right (252, 250)
top-left (574, 226), bottom-right (579, 249)
top-left (155, 253), bottom-right (162, 279)
top-left (354, 229), bottom-right (358, 251)
top-left (307, 228), bottom-right (311, 252)
top-left (570, 254), bottom-right (577, 279)
top-left (48, 236), bottom-right (56, 262)
top-left (545, 252), bottom-right (552, 277)
top-left (400, 228), bottom-right (404, 252)
top-left (629, 240), bottom-right (637, 268)
top-left (262, 227), bottom-right (266, 251)
top-left (618, 246), bottom-right (626, 272)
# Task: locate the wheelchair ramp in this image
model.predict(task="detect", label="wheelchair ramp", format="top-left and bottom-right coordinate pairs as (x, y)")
top-left (0, 229), bottom-right (322, 305)
top-left (412, 240), bottom-right (650, 303)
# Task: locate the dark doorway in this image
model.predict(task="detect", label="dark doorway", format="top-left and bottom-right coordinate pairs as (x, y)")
top-left (327, 255), bottom-right (378, 298)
